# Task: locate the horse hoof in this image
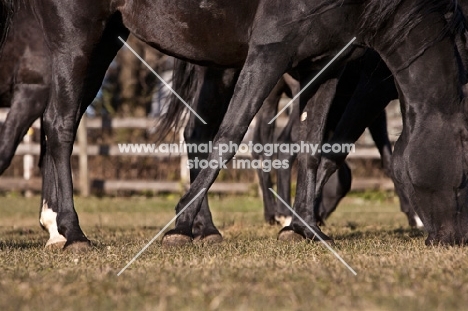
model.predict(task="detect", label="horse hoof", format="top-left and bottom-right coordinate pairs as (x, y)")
top-left (194, 234), bottom-right (223, 244)
top-left (45, 241), bottom-right (66, 250)
top-left (64, 241), bottom-right (92, 253)
top-left (278, 227), bottom-right (304, 242)
top-left (162, 234), bottom-right (192, 247)
top-left (44, 236), bottom-right (67, 249)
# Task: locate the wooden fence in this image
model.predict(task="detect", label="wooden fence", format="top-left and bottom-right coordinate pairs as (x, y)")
top-left (0, 111), bottom-right (399, 196)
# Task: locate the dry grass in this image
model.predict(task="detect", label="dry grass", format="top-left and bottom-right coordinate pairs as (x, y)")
top-left (0, 194), bottom-right (467, 311)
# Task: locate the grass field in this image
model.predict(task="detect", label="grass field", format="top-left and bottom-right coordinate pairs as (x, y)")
top-left (0, 193), bottom-right (467, 311)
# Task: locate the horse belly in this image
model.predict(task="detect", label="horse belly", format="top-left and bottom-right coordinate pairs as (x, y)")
top-left (118, 0), bottom-right (258, 67)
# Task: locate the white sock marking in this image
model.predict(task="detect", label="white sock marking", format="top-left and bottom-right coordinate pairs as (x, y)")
top-left (275, 215), bottom-right (292, 227)
top-left (414, 214), bottom-right (424, 229)
top-left (40, 200), bottom-right (67, 246)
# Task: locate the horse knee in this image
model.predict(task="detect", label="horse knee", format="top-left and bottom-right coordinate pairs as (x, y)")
top-left (43, 109), bottom-right (76, 142)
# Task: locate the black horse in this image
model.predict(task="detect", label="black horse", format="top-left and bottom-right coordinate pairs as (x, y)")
top-left (2, 0), bottom-right (467, 249)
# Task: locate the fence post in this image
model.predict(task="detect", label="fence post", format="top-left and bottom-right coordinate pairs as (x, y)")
top-left (23, 127), bottom-right (34, 197)
top-left (179, 127), bottom-right (189, 188)
top-left (78, 114), bottom-right (90, 197)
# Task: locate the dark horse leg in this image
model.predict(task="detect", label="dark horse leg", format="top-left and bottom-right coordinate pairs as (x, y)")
top-left (36, 8), bottom-right (129, 249)
top-left (0, 87), bottom-right (47, 174)
top-left (251, 76), bottom-right (288, 224)
top-left (278, 71), bottom-right (342, 242)
top-left (309, 52), bottom-right (398, 226)
top-left (184, 64), bottom-right (239, 244)
top-left (274, 108), bottom-right (298, 226)
top-left (310, 53), bottom-right (415, 225)
top-left (274, 74), bottom-right (353, 227)
top-left (273, 74), bottom-right (301, 226)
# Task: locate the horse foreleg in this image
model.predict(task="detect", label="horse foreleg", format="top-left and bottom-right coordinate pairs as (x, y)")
top-left (186, 66), bottom-right (238, 243)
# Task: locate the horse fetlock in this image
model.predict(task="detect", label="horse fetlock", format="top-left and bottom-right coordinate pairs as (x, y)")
top-left (40, 200), bottom-right (67, 248)
top-left (275, 215), bottom-right (292, 227)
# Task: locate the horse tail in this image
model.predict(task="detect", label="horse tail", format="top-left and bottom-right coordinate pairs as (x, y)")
top-left (0, 0), bottom-right (14, 54)
top-left (154, 59), bottom-right (197, 142)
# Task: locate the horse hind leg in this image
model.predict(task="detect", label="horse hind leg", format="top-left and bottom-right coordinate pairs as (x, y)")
top-left (183, 66), bottom-right (238, 245)
top-left (0, 86), bottom-right (67, 248)
top-left (252, 77), bottom-right (286, 225)
top-left (0, 85), bottom-right (68, 248)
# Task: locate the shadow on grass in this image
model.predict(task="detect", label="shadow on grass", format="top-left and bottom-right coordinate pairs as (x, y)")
top-left (333, 227), bottom-right (425, 241)
top-left (0, 227), bottom-right (46, 249)
top-left (392, 227), bottom-right (426, 238)
top-left (0, 240), bottom-right (44, 250)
